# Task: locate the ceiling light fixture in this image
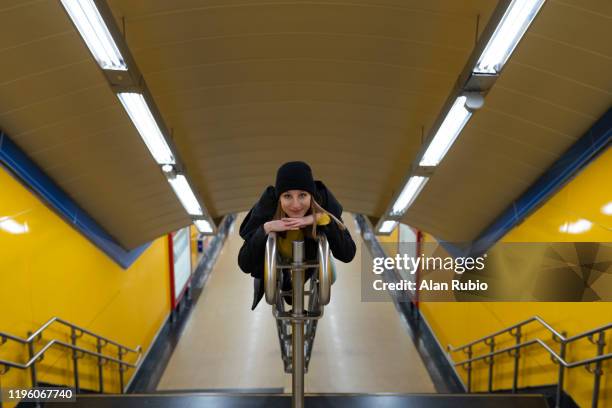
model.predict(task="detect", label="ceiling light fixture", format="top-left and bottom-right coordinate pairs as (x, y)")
top-left (194, 219), bottom-right (213, 234)
top-left (60, 0), bottom-right (127, 71)
top-left (391, 176), bottom-right (429, 216)
top-left (378, 220), bottom-right (398, 234)
top-left (419, 96), bottom-right (471, 167)
top-left (117, 93), bottom-right (175, 165)
top-left (474, 0), bottom-right (546, 74)
top-left (168, 175), bottom-right (203, 216)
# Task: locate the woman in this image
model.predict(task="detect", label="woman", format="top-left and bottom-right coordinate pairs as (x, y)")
top-left (238, 161), bottom-right (357, 310)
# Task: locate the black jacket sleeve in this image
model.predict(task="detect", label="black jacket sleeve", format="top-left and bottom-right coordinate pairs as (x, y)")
top-left (238, 224), bottom-right (267, 279)
top-left (237, 186), bottom-right (277, 279)
top-left (319, 216), bottom-right (356, 263)
top-left (315, 181), bottom-right (356, 263)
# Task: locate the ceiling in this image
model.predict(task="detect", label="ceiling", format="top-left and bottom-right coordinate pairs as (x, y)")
top-left (0, 0), bottom-right (609, 248)
top-left (403, 0), bottom-right (611, 241)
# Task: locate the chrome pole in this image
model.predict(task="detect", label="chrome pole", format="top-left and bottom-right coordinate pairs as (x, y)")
top-left (555, 335), bottom-right (567, 408)
top-left (118, 347), bottom-right (125, 393)
top-left (26, 334), bottom-right (40, 408)
top-left (97, 338), bottom-right (104, 393)
top-left (70, 328), bottom-right (80, 393)
top-left (486, 337), bottom-right (495, 392)
top-left (292, 241), bottom-right (305, 408)
top-left (512, 326), bottom-right (521, 393)
top-left (466, 345), bottom-right (473, 392)
top-left (591, 331), bottom-right (605, 408)
top-left (26, 332), bottom-right (38, 389)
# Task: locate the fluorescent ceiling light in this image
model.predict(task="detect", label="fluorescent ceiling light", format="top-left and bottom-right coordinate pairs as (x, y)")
top-left (378, 221), bottom-right (398, 234)
top-left (391, 176), bottom-right (429, 216)
top-left (168, 175), bottom-right (203, 216)
top-left (60, 0), bottom-right (127, 71)
top-left (118, 93), bottom-right (175, 165)
top-left (474, 0), bottom-right (546, 74)
top-left (559, 219), bottom-right (592, 234)
top-left (194, 220), bottom-right (213, 233)
top-left (0, 217), bottom-right (29, 235)
top-left (419, 96), bottom-right (471, 167)
top-left (601, 201), bottom-right (612, 215)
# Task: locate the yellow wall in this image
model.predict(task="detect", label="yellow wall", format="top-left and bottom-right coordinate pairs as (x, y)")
top-left (0, 165), bottom-right (171, 403)
top-left (420, 147), bottom-right (612, 407)
top-left (190, 225), bottom-right (199, 272)
top-left (504, 148), bottom-right (612, 242)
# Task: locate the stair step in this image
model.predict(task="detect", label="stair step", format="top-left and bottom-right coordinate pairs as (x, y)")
top-left (26, 393), bottom-right (549, 408)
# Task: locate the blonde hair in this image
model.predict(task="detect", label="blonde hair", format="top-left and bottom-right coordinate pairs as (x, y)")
top-left (274, 194), bottom-right (346, 238)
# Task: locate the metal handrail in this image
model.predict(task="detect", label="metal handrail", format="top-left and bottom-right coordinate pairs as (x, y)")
top-left (447, 316), bottom-right (567, 351)
top-left (453, 338), bottom-right (612, 369)
top-left (265, 232), bottom-right (279, 305)
top-left (0, 317), bottom-right (142, 394)
top-left (446, 315), bottom-right (611, 408)
top-left (0, 316), bottom-right (141, 354)
top-left (317, 234), bottom-right (331, 305)
top-left (0, 339), bottom-right (141, 370)
top-left (267, 234), bottom-right (331, 408)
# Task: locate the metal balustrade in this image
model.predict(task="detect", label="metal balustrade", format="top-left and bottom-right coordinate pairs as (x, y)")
top-left (264, 232), bottom-right (331, 408)
top-left (447, 316), bottom-right (611, 408)
top-left (0, 317), bottom-right (142, 398)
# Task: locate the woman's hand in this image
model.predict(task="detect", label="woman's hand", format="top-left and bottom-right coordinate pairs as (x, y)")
top-left (264, 219), bottom-right (300, 234)
top-left (281, 215), bottom-right (314, 230)
top-left (263, 216), bottom-right (315, 234)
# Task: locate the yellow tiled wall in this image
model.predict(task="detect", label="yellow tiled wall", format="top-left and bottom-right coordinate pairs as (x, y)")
top-left (420, 147), bottom-right (612, 407)
top-left (0, 165), bottom-right (171, 405)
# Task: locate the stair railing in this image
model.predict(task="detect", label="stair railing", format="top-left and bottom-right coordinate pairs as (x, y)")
top-left (447, 315), bottom-right (611, 408)
top-left (264, 232), bottom-right (331, 408)
top-left (0, 317), bottom-right (142, 397)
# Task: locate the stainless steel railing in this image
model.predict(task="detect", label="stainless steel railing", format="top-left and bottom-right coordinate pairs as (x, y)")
top-left (447, 315), bottom-right (611, 408)
top-left (0, 317), bottom-right (142, 395)
top-left (264, 233), bottom-right (331, 408)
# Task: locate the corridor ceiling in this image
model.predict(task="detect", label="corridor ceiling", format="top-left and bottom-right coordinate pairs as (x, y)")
top-left (0, 0), bottom-right (610, 248)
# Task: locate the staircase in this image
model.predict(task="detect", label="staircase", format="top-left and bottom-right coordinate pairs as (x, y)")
top-left (26, 392), bottom-right (548, 408)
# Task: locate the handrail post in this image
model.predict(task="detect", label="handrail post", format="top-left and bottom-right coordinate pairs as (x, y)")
top-left (97, 338), bottom-right (104, 393)
top-left (118, 347), bottom-right (125, 393)
top-left (446, 318), bottom-right (612, 405)
top-left (26, 331), bottom-right (38, 389)
top-left (265, 233), bottom-right (279, 305)
top-left (317, 234), bottom-right (331, 305)
top-left (291, 241), bottom-right (305, 408)
top-left (590, 331), bottom-right (605, 408)
top-left (70, 328), bottom-right (80, 393)
top-left (555, 333), bottom-right (567, 408)
top-left (512, 326), bottom-right (521, 393)
top-left (486, 337), bottom-right (495, 392)
top-left (466, 345), bottom-right (473, 392)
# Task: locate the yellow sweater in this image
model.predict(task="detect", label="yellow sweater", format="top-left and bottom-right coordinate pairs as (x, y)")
top-left (277, 213), bottom-right (331, 259)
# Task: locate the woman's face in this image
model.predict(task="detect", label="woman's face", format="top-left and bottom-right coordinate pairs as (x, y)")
top-left (280, 190), bottom-right (311, 218)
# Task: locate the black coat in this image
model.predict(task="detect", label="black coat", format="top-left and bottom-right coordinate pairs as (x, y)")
top-left (238, 181), bottom-right (356, 309)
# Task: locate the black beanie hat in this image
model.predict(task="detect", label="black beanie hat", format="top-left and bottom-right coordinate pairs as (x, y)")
top-left (275, 161), bottom-right (316, 196)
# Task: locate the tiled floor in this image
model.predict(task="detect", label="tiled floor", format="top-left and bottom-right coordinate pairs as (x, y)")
top-left (157, 213), bottom-right (435, 393)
